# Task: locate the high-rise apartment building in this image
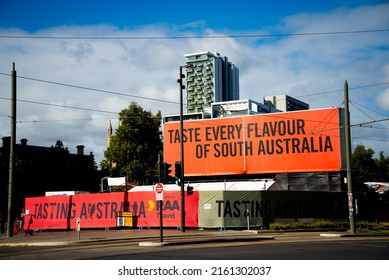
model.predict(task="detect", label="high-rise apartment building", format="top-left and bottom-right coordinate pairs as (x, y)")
top-left (184, 52), bottom-right (239, 113)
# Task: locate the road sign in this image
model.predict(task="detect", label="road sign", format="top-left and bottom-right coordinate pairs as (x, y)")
top-left (155, 183), bottom-right (164, 242)
top-left (156, 183), bottom-right (163, 194)
top-left (156, 183), bottom-right (163, 200)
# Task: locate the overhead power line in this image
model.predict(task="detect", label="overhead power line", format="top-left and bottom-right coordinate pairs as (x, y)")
top-left (350, 100), bottom-right (388, 118)
top-left (311, 116), bottom-right (389, 134)
top-left (0, 73), bottom-right (180, 105)
top-left (351, 117), bottom-right (389, 128)
top-left (0, 96), bottom-right (118, 115)
top-left (1, 73), bottom-right (388, 107)
top-left (295, 82), bottom-right (389, 99)
top-left (0, 29), bottom-right (388, 40)
top-left (0, 73), bottom-right (388, 127)
top-left (17, 117), bottom-right (112, 124)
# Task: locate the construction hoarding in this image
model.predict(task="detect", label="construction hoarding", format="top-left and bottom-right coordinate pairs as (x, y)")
top-left (164, 108), bottom-right (343, 176)
top-left (23, 189), bottom-right (349, 230)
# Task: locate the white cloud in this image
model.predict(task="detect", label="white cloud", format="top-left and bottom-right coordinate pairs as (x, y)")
top-left (1, 3), bottom-right (389, 164)
top-left (376, 64), bottom-right (389, 110)
top-left (376, 88), bottom-right (389, 110)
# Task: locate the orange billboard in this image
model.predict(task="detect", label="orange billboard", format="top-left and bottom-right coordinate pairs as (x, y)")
top-left (163, 108), bottom-right (343, 176)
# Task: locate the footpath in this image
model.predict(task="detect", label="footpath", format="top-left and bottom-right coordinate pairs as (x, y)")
top-left (1, 228), bottom-right (388, 247)
top-left (0, 228), bottom-right (276, 247)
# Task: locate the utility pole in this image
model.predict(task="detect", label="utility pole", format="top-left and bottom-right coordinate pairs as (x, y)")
top-left (344, 80), bottom-right (356, 234)
top-left (177, 63), bottom-right (196, 233)
top-left (7, 63), bottom-right (16, 237)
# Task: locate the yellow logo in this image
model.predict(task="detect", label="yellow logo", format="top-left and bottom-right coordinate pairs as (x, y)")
top-left (148, 200), bottom-right (155, 211)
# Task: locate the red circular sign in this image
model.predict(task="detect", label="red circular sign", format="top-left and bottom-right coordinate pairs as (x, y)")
top-left (156, 183), bottom-right (163, 194)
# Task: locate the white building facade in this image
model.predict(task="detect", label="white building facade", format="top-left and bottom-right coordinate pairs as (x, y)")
top-left (264, 95), bottom-right (309, 112)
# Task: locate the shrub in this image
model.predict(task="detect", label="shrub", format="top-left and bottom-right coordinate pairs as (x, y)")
top-left (269, 221), bottom-right (389, 231)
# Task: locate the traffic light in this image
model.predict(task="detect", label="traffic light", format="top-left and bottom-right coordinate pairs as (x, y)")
top-left (163, 162), bottom-right (173, 183)
top-left (187, 185), bottom-right (193, 196)
top-left (175, 161), bottom-right (182, 179)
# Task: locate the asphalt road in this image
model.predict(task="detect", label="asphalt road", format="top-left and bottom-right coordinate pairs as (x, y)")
top-left (0, 234), bottom-right (388, 260)
top-left (106, 240), bottom-right (389, 260)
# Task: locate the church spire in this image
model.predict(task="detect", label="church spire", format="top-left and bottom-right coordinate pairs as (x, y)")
top-left (107, 120), bottom-right (113, 147)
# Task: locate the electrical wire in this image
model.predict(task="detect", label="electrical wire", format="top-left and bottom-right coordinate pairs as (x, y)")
top-left (0, 29), bottom-right (388, 40)
top-left (0, 73), bottom-right (181, 105)
top-left (350, 100), bottom-right (389, 118)
top-left (0, 74), bottom-right (388, 135)
top-left (0, 96), bottom-right (119, 115)
top-left (16, 117), bottom-right (112, 124)
top-left (2, 73), bottom-right (388, 109)
top-left (350, 101), bottom-right (376, 120)
top-left (295, 82), bottom-right (389, 99)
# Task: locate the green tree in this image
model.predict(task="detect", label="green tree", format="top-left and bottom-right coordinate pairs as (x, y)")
top-left (375, 151), bottom-right (389, 182)
top-left (101, 102), bottom-right (162, 185)
top-left (352, 144), bottom-right (378, 182)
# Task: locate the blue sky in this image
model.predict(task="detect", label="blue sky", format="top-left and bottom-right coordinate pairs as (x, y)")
top-left (0, 0), bottom-right (389, 164)
top-left (1, 0), bottom-right (386, 31)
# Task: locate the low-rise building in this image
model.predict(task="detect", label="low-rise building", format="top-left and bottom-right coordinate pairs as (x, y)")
top-left (0, 137), bottom-right (99, 220)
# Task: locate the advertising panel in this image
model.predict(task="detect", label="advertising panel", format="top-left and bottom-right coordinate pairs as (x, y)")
top-left (164, 108), bottom-right (343, 176)
top-left (23, 191), bottom-right (199, 230)
top-left (198, 191), bottom-right (348, 228)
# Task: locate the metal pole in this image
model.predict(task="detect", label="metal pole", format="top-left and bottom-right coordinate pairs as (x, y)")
top-left (179, 66), bottom-right (185, 233)
top-left (159, 200), bottom-right (163, 242)
top-left (344, 80), bottom-right (356, 234)
top-left (159, 153), bottom-right (163, 241)
top-left (76, 217), bottom-right (81, 240)
top-left (246, 209), bottom-right (250, 231)
top-left (7, 63), bottom-right (16, 237)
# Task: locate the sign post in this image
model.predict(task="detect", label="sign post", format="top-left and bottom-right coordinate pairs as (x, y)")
top-left (76, 217), bottom-right (81, 240)
top-left (155, 183), bottom-right (164, 242)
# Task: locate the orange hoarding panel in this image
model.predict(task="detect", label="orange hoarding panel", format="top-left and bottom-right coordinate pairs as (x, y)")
top-left (163, 108), bottom-right (342, 175)
top-left (24, 192), bottom-right (199, 230)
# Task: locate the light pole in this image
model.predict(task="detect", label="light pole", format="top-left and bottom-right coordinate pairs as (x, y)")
top-left (177, 64), bottom-right (194, 232)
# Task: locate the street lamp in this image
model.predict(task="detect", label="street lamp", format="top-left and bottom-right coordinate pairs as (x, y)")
top-left (177, 63), bottom-right (195, 233)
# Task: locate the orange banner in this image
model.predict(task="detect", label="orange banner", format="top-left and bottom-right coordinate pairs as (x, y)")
top-left (24, 191), bottom-right (199, 230)
top-left (163, 108), bottom-right (343, 175)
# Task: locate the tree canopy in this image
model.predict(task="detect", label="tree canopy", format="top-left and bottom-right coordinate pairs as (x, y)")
top-left (101, 102), bottom-right (162, 185)
top-left (352, 144), bottom-right (389, 183)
